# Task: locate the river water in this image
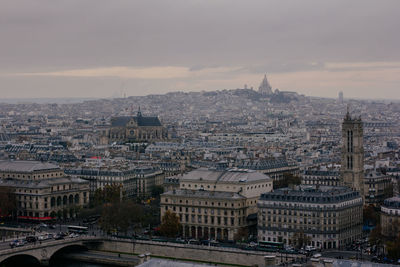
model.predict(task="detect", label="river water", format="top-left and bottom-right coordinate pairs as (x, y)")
top-left (50, 258), bottom-right (112, 267)
top-left (50, 259), bottom-right (111, 266)
top-left (2, 257), bottom-right (113, 267)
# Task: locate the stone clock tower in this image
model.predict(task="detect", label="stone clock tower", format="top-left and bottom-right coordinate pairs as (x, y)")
top-left (341, 109), bottom-right (364, 198)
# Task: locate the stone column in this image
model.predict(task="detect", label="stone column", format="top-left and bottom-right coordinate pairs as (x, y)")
top-left (228, 228), bottom-right (234, 241)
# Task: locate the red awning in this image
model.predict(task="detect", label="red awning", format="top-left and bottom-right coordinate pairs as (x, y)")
top-left (17, 216), bottom-right (55, 221)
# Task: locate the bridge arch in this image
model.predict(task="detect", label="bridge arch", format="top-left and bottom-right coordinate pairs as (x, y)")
top-left (0, 254), bottom-right (40, 267)
top-left (49, 244), bottom-right (88, 265)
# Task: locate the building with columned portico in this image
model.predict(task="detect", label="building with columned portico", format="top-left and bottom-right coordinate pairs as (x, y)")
top-left (160, 168), bottom-right (273, 241)
top-left (0, 160), bottom-right (89, 221)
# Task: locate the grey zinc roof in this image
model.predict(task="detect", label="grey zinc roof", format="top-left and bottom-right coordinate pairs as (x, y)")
top-left (180, 168), bottom-right (270, 183)
top-left (162, 189), bottom-right (245, 200)
top-left (259, 185), bottom-right (361, 204)
top-left (0, 177), bottom-right (88, 189)
top-left (0, 160), bottom-right (60, 172)
top-left (383, 196), bottom-right (400, 208)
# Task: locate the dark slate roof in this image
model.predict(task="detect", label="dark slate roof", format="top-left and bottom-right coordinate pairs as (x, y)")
top-left (383, 196), bottom-right (400, 209)
top-left (136, 116), bottom-right (162, 126)
top-left (111, 117), bottom-right (131, 127)
top-left (236, 159), bottom-right (295, 170)
top-left (259, 185), bottom-right (361, 204)
top-left (111, 116), bottom-right (162, 127)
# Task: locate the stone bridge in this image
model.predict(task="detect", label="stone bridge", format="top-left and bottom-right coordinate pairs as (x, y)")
top-left (0, 236), bottom-right (306, 266)
top-left (0, 236), bottom-right (102, 266)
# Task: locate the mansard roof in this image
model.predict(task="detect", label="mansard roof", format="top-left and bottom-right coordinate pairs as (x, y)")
top-left (0, 160), bottom-right (60, 173)
top-left (180, 168), bottom-right (271, 183)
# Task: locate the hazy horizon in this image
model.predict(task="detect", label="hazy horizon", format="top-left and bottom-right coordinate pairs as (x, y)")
top-left (1, 88), bottom-right (400, 105)
top-left (1, 0), bottom-right (399, 99)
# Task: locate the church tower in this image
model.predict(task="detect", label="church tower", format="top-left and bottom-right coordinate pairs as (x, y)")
top-left (341, 109), bottom-right (364, 197)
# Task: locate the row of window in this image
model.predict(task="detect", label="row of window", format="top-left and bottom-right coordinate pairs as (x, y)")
top-left (166, 205), bottom-right (244, 216)
top-left (263, 223), bottom-right (338, 232)
top-left (177, 213), bottom-right (244, 226)
top-left (261, 230), bottom-right (337, 238)
top-left (261, 216), bottom-right (337, 225)
top-left (52, 184), bottom-right (74, 192)
top-left (164, 198), bottom-right (242, 208)
top-left (3, 172), bottom-right (62, 179)
top-left (262, 209), bottom-right (337, 217)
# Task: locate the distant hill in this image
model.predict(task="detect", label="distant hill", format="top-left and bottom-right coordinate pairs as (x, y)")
top-left (0, 97), bottom-right (99, 104)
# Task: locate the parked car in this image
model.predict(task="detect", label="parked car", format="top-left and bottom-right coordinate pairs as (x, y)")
top-left (25, 236), bottom-right (37, 243)
top-left (9, 239), bottom-right (25, 248)
top-left (69, 233), bottom-right (79, 238)
top-left (54, 234), bottom-right (64, 240)
top-left (9, 240), bottom-right (18, 248)
top-left (188, 239), bottom-right (201, 245)
top-left (175, 238), bottom-right (186, 244)
top-left (38, 233), bottom-right (53, 241)
top-left (58, 232), bottom-right (68, 237)
top-left (248, 241), bottom-right (257, 248)
top-left (305, 246), bottom-right (317, 252)
top-left (210, 240), bottom-right (219, 247)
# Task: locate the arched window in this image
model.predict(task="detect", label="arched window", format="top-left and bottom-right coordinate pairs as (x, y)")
top-left (74, 194), bottom-right (80, 204)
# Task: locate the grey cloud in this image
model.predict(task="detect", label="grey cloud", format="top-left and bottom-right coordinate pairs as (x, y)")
top-left (0, 0), bottom-right (399, 98)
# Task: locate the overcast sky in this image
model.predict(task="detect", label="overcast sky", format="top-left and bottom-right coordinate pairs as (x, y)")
top-left (1, 0), bottom-right (399, 99)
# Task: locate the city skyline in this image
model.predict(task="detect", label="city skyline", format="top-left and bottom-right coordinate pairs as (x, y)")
top-left (1, 1), bottom-right (400, 265)
top-left (1, 0), bottom-right (400, 99)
